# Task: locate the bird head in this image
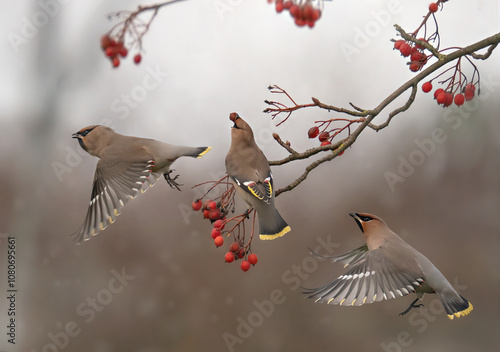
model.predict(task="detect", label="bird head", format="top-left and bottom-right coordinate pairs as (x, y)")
top-left (349, 212), bottom-right (386, 233)
top-left (229, 112), bottom-right (254, 144)
top-left (72, 125), bottom-right (114, 156)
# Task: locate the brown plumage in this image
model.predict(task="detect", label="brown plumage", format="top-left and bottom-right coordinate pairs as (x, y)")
top-left (225, 113), bottom-right (290, 240)
top-left (304, 212), bottom-right (473, 319)
top-left (72, 125), bottom-right (211, 243)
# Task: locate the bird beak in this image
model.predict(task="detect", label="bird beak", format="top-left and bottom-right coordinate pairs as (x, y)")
top-left (72, 133), bottom-right (80, 139)
top-left (349, 212), bottom-right (364, 233)
top-left (229, 112), bottom-right (241, 129)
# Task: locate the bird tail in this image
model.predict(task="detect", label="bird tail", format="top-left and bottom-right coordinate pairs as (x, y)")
top-left (258, 206), bottom-right (291, 240)
top-left (437, 292), bottom-right (473, 319)
top-left (184, 146), bottom-right (212, 158)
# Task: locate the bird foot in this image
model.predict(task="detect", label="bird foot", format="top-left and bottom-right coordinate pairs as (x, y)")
top-left (243, 208), bottom-right (253, 219)
top-left (163, 170), bottom-right (183, 191)
top-left (399, 298), bottom-right (424, 316)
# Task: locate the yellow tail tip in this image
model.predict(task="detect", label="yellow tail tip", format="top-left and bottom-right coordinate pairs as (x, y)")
top-left (259, 226), bottom-right (291, 240)
top-left (197, 146), bottom-right (212, 158)
top-left (447, 302), bottom-right (473, 320)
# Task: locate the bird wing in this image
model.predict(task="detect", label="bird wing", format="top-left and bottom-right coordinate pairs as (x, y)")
top-left (230, 170), bottom-right (273, 205)
top-left (72, 157), bottom-right (156, 244)
top-left (310, 244), bottom-right (369, 267)
top-left (303, 246), bottom-right (425, 306)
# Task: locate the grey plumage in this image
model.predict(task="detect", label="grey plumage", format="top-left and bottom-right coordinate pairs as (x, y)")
top-left (303, 212), bottom-right (473, 319)
top-left (225, 113), bottom-right (290, 240)
top-left (72, 125), bottom-right (211, 243)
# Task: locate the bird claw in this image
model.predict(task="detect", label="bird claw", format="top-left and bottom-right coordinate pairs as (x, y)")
top-left (163, 170), bottom-right (183, 191)
top-left (399, 298), bottom-right (424, 316)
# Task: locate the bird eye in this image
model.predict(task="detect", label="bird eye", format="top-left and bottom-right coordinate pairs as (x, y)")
top-left (360, 216), bottom-right (373, 222)
top-left (80, 128), bottom-right (95, 137)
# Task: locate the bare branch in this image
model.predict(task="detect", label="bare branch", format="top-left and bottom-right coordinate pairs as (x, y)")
top-left (271, 31), bottom-right (500, 196)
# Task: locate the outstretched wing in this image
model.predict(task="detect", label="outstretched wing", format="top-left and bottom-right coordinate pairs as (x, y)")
top-left (304, 247), bottom-right (425, 306)
top-left (72, 158), bottom-right (156, 244)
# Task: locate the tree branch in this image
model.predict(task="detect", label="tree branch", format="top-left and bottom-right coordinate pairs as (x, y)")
top-left (272, 31), bottom-right (500, 196)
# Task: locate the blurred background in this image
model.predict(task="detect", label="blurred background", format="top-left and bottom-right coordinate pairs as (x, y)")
top-left (0, 0), bottom-right (499, 351)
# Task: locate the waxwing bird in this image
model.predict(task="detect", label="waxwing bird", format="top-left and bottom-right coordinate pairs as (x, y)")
top-left (72, 125), bottom-right (211, 243)
top-left (303, 213), bottom-right (473, 320)
top-left (225, 113), bottom-right (291, 240)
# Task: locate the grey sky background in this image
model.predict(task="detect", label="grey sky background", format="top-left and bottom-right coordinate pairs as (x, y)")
top-left (0, 1), bottom-right (499, 351)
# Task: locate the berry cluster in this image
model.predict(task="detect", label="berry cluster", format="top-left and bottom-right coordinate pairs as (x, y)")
top-left (101, 34), bottom-right (142, 68)
top-left (422, 81), bottom-right (476, 107)
top-left (307, 125), bottom-right (346, 154)
top-left (192, 199), bottom-right (224, 221)
top-left (191, 183), bottom-right (259, 272)
top-left (392, 1), bottom-right (481, 108)
top-left (394, 39), bottom-right (429, 72)
top-left (270, 0), bottom-right (322, 28)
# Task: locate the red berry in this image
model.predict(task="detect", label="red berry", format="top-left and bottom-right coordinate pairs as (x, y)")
top-left (105, 47), bottom-right (115, 57)
top-left (101, 35), bottom-right (112, 50)
top-left (237, 248), bottom-right (245, 259)
top-left (192, 200), bottom-right (202, 211)
top-left (436, 91), bottom-right (446, 105)
top-left (283, 1), bottom-right (293, 10)
top-left (429, 3), bottom-right (438, 13)
top-left (240, 260), bottom-right (251, 272)
top-left (415, 38), bottom-right (428, 50)
top-left (399, 43), bottom-right (412, 57)
top-left (394, 40), bottom-right (404, 50)
top-left (208, 201), bottom-right (217, 210)
top-left (203, 210), bottom-right (210, 219)
top-left (214, 235), bottom-right (224, 247)
top-left (202, 199), bottom-right (212, 211)
top-left (289, 4), bottom-right (300, 17)
top-left (320, 140), bottom-right (331, 146)
top-left (464, 84), bottom-right (475, 101)
top-left (308, 126), bottom-right (320, 139)
top-left (464, 88), bottom-right (475, 101)
top-left (248, 253), bottom-right (258, 265)
top-left (443, 92), bottom-right (454, 107)
top-left (303, 4), bottom-right (314, 20)
top-left (410, 51), bottom-right (424, 62)
top-left (318, 131), bottom-right (329, 142)
top-left (211, 228), bottom-right (221, 239)
top-left (454, 93), bottom-right (465, 106)
top-left (276, 2), bottom-right (284, 13)
top-left (465, 83), bottom-right (476, 92)
top-left (311, 9), bottom-right (321, 21)
top-left (118, 47), bottom-right (128, 58)
top-left (434, 88), bottom-right (444, 100)
top-left (208, 209), bottom-right (221, 221)
top-left (134, 54), bottom-right (142, 64)
top-left (213, 219), bottom-right (225, 229)
top-left (422, 82), bottom-right (433, 93)
top-left (112, 57), bottom-right (120, 68)
top-left (409, 63), bottom-right (420, 72)
top-left (225, 252), bottom-right (235, 263)
top-left (229, 242), bottom-right (240, 253)
top-left (294, 17), bottom-right (306, 27)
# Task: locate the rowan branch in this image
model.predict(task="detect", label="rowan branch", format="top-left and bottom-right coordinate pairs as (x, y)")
top-left (270, 31), bottom-right (500, 196)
